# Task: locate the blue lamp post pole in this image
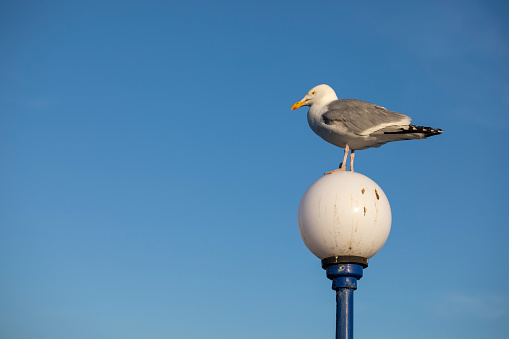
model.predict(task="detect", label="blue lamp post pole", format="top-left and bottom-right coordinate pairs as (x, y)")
top-left (322, 257), bottom-right (367, 339)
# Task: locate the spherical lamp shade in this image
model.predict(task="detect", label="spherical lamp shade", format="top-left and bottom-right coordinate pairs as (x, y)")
top-left (298, 172), bottom-right (392, 259)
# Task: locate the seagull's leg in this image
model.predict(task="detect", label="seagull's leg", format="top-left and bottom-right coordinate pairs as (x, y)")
top-left (341, 146), bottom-right (349, 171)
top-left (325, 145), bottom-right (349, 175)
top-left (350, 150), bottom-right (355, 172)
top-left (341, 145), bottom-right (349, 170)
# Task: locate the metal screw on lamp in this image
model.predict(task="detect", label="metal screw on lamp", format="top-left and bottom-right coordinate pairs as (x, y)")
top-left (298, 172), bottom-right (392, 339)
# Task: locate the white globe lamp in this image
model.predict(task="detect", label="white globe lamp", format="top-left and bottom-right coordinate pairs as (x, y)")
top-left (297, 171), bottom-right (392, 339)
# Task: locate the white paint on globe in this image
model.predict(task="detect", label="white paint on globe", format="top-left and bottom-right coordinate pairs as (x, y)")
top-left (298, 172), bottom-right (392, 259)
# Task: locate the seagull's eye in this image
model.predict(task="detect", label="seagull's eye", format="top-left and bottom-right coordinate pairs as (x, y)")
top-left (311, 91), bottom-right (315, 95)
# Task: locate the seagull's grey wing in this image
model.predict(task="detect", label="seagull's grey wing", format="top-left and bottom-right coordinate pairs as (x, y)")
top-left (322, 99), bottom-right (411, 136)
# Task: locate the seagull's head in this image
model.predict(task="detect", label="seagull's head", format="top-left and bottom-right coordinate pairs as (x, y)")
top-left (291, 84), bottom-right (338, 110)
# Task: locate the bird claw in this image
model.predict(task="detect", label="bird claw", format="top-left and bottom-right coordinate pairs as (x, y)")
top-left (324, 168), bottom-right (346, 175)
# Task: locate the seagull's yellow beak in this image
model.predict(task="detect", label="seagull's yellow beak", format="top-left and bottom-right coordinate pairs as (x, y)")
top-left (291, 99), bottom-right (308, 110)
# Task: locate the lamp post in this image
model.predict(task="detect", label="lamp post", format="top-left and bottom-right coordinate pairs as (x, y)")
top-left (298, 172), bottom-right (392, 339)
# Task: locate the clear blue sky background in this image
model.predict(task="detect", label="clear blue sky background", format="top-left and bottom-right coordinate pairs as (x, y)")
top-left (1, 1), bottom-right (508, 338)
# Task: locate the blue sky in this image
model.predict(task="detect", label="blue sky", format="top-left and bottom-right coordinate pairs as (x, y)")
top-left (1, 1), bottom-right (508, 338)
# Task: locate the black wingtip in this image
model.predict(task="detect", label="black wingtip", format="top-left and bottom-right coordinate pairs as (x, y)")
top-left (384, 125), bottom-right (443, 137)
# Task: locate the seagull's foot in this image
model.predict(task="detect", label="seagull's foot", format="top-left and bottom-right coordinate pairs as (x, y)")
top-left (324, 168), bottom-right (346, 175)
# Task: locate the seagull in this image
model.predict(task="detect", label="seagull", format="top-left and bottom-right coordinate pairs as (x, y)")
top-left (291, 84), bottom-right (443, 174)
